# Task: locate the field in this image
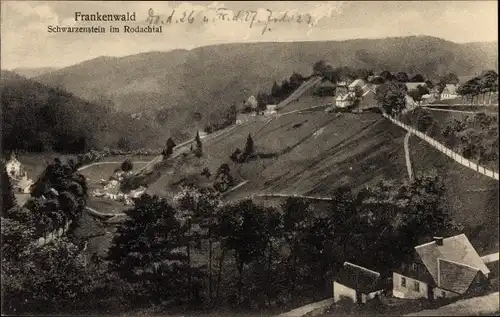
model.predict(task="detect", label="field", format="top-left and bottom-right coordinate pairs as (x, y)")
top-left (409, 135), bottom-right (499, 254)
top-left (146, 109), bottom-right (409, 201)
top-left (402, 108), bottom-right (499, 171)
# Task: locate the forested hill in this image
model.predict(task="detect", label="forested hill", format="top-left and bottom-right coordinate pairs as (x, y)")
top-left (31, 36), bottom-right (498, 139)
top-left (0, 71), bottom-right (164, 153)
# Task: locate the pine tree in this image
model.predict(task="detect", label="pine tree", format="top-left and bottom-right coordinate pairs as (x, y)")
top-left (241, 134), bottom-right (255, 162)
top-left (1, 161), bottom-right (17, 217)
top-left (194, 131), bottom-right (203, 157)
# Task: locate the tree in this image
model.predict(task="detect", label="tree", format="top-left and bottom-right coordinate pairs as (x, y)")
top-left (194, 131), bottom-right (203, 158)
top-left (2, 237), bottom-right (93, 314)
top-left (218, 200), bottom-right (268, 304)
top-left (281, 197), bottom-right (313, 295)
top-left (173, 186), bottom-right (223, 303)
top-left (411, 74), bottom-right (425, 82)
top-left (375, 81), bottom-right (407, 115)
top-left (117, 136), bottom-right (131, 151)
top-left (395, 72), bottom-right (409, 83)
top-left (1, 161), bottom-right (17, 217)
top-left (313, 60), bottom-right (329, 76)
top-left (380, 70), bottom-right (393, 82)
top-left (213, 164), bottom-right (234, 192)
top-left (163, 137), bottom-right (177, 157)
top-left (107, 194), bottom-right (195, 304)
top-left (2, 160), bottom-right (91, 314)
top-left (243, 134), bottom-right (255, 158)
top-left (120, 158), bottom-right (133, 172)
top-left (271, 81), bottom-right (280, 97)
top-left (440, 72), bottom-right (459, 85)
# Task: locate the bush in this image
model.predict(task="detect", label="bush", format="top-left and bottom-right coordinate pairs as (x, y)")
top-left (121, 159), bottom-right (133, 172)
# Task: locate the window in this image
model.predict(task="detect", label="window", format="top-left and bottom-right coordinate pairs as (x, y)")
top-left (401, 277), bottom-right (406, 288)
top-left (413, 281), bottom-right (420, 292)
top-left (441, 291), bottom-right (446, 298)
top-left (412, 263), bottom-right (418, 271)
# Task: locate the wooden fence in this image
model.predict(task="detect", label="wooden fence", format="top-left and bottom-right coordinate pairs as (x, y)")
top-left (382, 113), bottom-right (499, 181)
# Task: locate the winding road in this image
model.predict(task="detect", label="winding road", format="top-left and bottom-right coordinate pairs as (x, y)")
top-left (404, 132), bottom-right (414, 181)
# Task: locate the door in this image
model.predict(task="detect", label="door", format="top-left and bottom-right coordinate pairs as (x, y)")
top-left (427, 285), bottom-right (434, 300)
top-left (356, 291), bottom-right (363, 303)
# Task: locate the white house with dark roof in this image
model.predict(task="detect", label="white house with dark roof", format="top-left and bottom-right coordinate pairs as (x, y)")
top-left (440, 84), bottom-right (459, 100)
top-left (333, 262), bottom-right (385, 304)
top-left (392, 234), bottom-right (490, 300)
top-left (405, 82), bottom-right (428, 92)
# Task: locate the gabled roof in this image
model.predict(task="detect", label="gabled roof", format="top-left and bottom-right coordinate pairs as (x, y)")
top-left (438, 259), bottom-right (480, 294)
top-left (336, 94), bottom-right (351, 101)
top-left (349, 79), bottom-right (366, 89)
top-left (415, 234), bottom-right (490, 290)
top-left (336, 262), bottom-right (383, 294)
top-left (442, 84), bottom-right (458, 95)
top-left (405, 82), bottom-right (427, 91)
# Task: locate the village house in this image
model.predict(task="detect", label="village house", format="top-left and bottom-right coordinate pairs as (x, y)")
top-left (236, 112), bottom-right (256, 125)
top-left (5, 153), bottom-right (34, 194)
top-left (348, 79), bottom-right (367, 92)
top-left (404, 82), bottom-right (429, 92)
top-left (440, 84), bottom-right (458, 100)
top-left (263, 104), bottom-right (278, 117)
top-left (333, 262), bottom-right (385, 304)
top-left (392, 234), bottom-right (490, 301)
top-left (351, 88), bottom-right (377, 112)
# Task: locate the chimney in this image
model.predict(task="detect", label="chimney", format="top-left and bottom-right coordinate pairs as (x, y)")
top-left (433, 236), bottom-right (444, 246)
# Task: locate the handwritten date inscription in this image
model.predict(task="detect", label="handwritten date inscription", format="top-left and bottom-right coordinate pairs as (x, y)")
top-left (146, 8), bottom-right (314, 34)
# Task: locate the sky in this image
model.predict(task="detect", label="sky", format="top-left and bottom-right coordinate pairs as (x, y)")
top-left (1, 1), bottom-right (498, 69)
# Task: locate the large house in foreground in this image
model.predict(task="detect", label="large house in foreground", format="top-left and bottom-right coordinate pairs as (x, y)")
top-left (392, 234), bottom-right (490, 300)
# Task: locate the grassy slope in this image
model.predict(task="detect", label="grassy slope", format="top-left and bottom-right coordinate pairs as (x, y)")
top-left (402, 108), bottom-right (499, 171)
top-left (146, 107), bottom-right (408, 200)
top-left (409, 136), bottom-right (499, 254)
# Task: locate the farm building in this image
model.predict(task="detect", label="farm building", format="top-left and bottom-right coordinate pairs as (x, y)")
top-left (5, 153), bottom-right (34, 194)
top-left (392, 234), bottom-right (490, 300)
top-left (6, 153), bottom-right (23, 179)
top-left (335, 93), bottom-right (353, 108)
top-left (405, 82), bottom-right (429, 91)
top-left (244, 95), bottom-right (258, 110)
top-left (348, 79), bottom-right (367, 92)
top-left (263, 104), bottom-right (278, 117)
top-left (352, 89), bottom-right (377, 112)
top-left (440, 84), bottom-right (458, 100)
top-left (333, 262), bottom-right (385, 304)
top-left (236, 112), bottom-right (256, 124)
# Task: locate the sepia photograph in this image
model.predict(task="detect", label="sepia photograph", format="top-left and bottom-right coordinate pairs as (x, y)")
top-left (1, 1), bottom-right (498, 316)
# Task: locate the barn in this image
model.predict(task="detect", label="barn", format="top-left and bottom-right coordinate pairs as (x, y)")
top-left (333, 262), bottom-right (385, 304)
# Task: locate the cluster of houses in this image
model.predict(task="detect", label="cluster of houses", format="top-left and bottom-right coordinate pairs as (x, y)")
top-left (333, 234), bottom-right (493, 306)
top-left (4, 153), bottom-right (34, 194)
top-left (93, 168), bottom-right (146, 205)
top-left (331, 77), bottom-right (459, 112)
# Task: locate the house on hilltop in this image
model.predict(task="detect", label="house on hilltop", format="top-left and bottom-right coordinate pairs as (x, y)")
top-left (6, 153), bottom-right (23, 179)
top-left (404, 82), bottom-right (428, 92)
top-left (392, 234), bottom-right (490, 300)
top-left (244, 95), bottom-right (258, 111)
top-left (333, 262), bottom-right (385, 304)
top-left (440, 84), bottom-right (458, 100)
top-left (348, 79), bottom-right (367, 92)
top-left (5, 153), bottom-right (34, 194)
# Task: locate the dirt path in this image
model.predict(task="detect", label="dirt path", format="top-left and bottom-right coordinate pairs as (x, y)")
top-left (77, 161), bottom-right (151, 171)
top-left (405, 292), bottom-right (499, 316)
top-left (404, 132), bottom-right (413, 180)
top-left (277, 298), bottom-right (333, 317)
